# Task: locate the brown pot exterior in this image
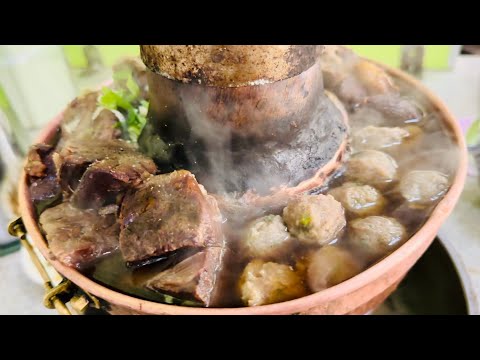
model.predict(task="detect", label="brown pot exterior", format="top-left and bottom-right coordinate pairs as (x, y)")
top-left (18, 62), bottom-right (468, 315)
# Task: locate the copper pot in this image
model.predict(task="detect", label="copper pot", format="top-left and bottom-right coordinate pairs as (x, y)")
top-left (17, 62), bottom-right (467, 315)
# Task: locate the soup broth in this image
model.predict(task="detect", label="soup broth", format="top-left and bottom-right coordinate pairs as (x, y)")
top-left (82, 70), bottom-right (459, 308)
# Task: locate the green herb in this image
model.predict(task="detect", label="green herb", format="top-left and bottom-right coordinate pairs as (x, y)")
top-left (466, 118), bottom-right (480, 146)
top-left (98, 70), bottom-right (148, 143)
top-left (299, 214), bottom-right (312, 229)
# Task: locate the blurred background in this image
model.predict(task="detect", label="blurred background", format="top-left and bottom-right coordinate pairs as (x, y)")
top-left (0, 45), bottom-right (471, 153)
top-left (1, 45), bottom-right (479, 314)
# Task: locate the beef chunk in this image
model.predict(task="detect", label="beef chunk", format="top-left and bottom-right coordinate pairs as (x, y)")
top-left (58, 92), bottom-right (120, 149)
top-left (88, 109), bottom-right (122, 141)
top-left (25, 144), bottom-right (61, 212)
top-left (58, 139), bottom-right (140, 194)
top-left (119, 170), bottom-right (222, 265)
top-left (29, 178), bottom-right (61, 214)
top-left (25, 144), bottom-right (52, 178)
top-left (72, 153), bottom-right (156, 209)
top-left (39, 202), bottom-right (119, 269)
top-left (60, 92), bottom-right (99, 140)
top-left (145, 247), bottom-right (223, 306)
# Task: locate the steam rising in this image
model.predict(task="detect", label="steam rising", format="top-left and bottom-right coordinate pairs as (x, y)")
top-left (178, 85), bottom-right (347, 197)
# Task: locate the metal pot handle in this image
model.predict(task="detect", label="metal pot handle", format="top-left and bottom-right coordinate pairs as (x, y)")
top-left (8, 218), bottom-right (101, 315)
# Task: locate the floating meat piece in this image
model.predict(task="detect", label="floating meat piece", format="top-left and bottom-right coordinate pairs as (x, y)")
top-left (345, 150), bottom-right (398, 188)
top-left (239, 260), bottom-right (306, 307)
top-left (145, 247), bottom-right (223, 306)
top-left (351, 126), bottom-right (410, 152)
top-left (366, 94), bottom-right (423, 123)
top-left (283, 194), bottom-right (346, 246)
top-left (307, 246), bottom-right (362, 292)
top-left (25, 144), bottom-right (61, 213)
top-left (119, 170), bottom-right (222, 265)
top-left (399, 170), bottom-right (450, 205)
top-left (328, 182), bottom-right (386, 217)
top-left (349, 216), bottom-right (406, 262)
top-left (39, 202), bottom-right (119, 269)
top-left (72, 152), bottom-right (156, 209)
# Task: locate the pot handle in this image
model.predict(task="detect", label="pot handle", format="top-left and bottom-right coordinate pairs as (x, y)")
top-left (8, 218), bottom-right (101, 315)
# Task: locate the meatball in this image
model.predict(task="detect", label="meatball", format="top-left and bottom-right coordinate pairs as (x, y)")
top-left (241, 215), bottom-right (291, 260)
top-left (399, 170), bottom-right (449, 204)
top-left (239, 260), bottom-right (306, 307)
top-left (307, 246), bottom-right (362, 292)
top-left (349, 216), bottom-right (406, 261)
top-left (337, 76), bottom-right (367, 104)
top-left (320, 45), bottom-right (358, 89)
top-left (345, 150), bottom-right (398, 187)
top-left (283, 194), bottom-right (346, 246)
top-left (328, 182), bottom-right (386, 217)
top-left (352, 126), bottom-right (409, 152)
top-left (354, 60), bottom-right (398, 95)
top-left (366, 94), bottom-right (423, 123)
top-left (349, 107), bottom-right (387, 131)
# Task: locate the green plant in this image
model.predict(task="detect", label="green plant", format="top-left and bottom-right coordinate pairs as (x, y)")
top-left (466, 118), bottom-right (480, 147)
top-left (98, 69), bottom-right (148, 143)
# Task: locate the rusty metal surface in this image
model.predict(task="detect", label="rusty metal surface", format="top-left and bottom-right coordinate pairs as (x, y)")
top-left (140, 45), bottom-right (322, 87)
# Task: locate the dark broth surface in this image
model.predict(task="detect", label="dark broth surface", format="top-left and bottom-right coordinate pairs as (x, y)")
top-left (79, 71), bottom-right (460, 308)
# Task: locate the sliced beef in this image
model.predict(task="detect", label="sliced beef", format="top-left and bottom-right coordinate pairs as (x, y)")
top-left (72, 152), bottom-right (156, 209)
top-left (145, 247), bottom-right (223, 306)
top-left (39, 202), bottom-right (119, 269)
top-left (25, 144), bottom-right (62, 212)
top-left (119, 170), bottom-right (222, 265)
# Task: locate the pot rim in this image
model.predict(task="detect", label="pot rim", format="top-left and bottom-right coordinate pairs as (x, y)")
top-left (18, 62), bottom-right (468, 315)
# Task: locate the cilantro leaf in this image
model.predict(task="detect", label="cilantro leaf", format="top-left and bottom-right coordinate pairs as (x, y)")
top-left (98, 68), bottom-right (148, 143)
